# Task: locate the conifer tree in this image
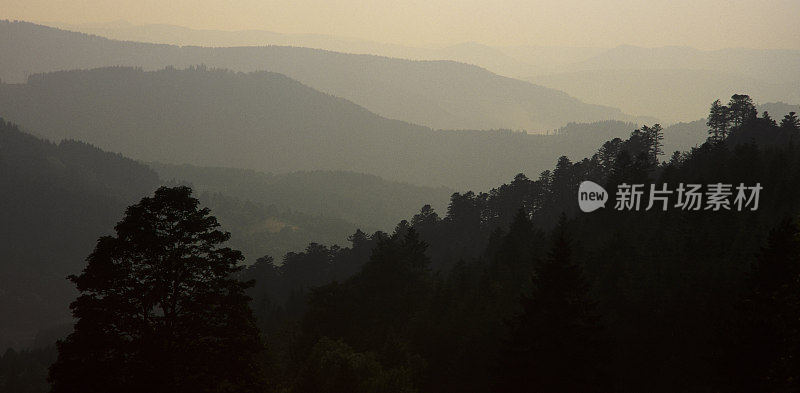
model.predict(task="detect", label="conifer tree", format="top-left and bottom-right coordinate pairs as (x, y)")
top-left (497, 218), bottom-right (606, 393)
top-left (728, 94), bottom-right (758, 130)
top-left (781, 112), bottom-right (800, 131)
top-left (707, 99), bottom-right (731, 142)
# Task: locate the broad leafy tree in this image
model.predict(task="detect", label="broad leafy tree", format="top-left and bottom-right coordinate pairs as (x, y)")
top-left (48, 186), bottom-right (265, 393)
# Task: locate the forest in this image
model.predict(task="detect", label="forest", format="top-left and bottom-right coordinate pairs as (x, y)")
top-left (2, 96), bottom-right (800, 392)
top-left (1, 11), bottom-right (799, 392)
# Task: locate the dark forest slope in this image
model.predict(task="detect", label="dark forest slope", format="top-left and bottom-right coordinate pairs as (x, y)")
top-left (0, 119), bottom-right (159, 349)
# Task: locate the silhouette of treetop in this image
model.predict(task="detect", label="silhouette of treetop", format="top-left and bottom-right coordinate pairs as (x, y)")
top-left (49, 186), bottom-right (264, 393)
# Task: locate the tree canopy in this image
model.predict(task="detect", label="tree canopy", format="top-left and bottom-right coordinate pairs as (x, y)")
top-left (48, 186), bottom-right (265, 393)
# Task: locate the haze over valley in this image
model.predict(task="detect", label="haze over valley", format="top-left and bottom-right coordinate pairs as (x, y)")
top-left (1, 1), bottom-right (800, 391)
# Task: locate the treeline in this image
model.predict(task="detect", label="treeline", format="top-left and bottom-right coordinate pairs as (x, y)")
top-left (151, 163), bottom-right (453, 232)
top-left (241, 95), bottom-right (800, 392)
top-left (6, 97), bottom-right (800, 391)
top-left (0, 118), bottom-right (382, 352)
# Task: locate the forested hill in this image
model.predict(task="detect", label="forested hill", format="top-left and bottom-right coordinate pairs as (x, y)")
top-left (0, 118), bottom-right (400, 350)
top-left (0, 119), bottom-right (159, 349)
top-left (242, 107), bottom-right (800, 392)
top-left (0, 66), bottom-right (689, 190)
top-left (5, 99), bottom-right (800, 391)
top-left (0, 20), bottom-right (646, 130)
top-left (152, 163), bottom-right (452, 231)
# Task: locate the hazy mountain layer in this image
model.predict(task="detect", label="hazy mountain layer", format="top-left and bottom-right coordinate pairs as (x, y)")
top-left (0, 20), bottom-right (643, 131)
top-left (0, 66), bottom-right (657, 190)
top-left (45, 21), bottom-right (541, 78)
top-left (529, 69), bottom-right (800, 123)
top-left (562, 45), bottom-right (800, 84)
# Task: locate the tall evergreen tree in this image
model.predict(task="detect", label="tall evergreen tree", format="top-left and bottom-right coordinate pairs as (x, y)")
top-left (640, 124), bottom-right (664, 163)
top-left (761, 111), bottom-right (777, 128)
top-left (497, 218), bottom-right (606, 393)
top-left (48, 186), bottom-right (265, 393)
top-left (781, 112), bottom-right (800, 131)
top-left (728, 94), bottom-right (758, 130)
top-left (707, 99), bottom-right (731, 142)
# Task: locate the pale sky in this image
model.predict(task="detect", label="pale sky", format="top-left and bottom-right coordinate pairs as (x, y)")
top-left (4, 0), bottom-right (800, 49)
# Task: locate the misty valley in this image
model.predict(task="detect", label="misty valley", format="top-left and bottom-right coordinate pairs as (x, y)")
top-left (1, 15), bottom-right (800, 393)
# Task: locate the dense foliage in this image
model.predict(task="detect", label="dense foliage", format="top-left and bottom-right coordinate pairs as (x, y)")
top-left (241, 96), bottom-right (800, 392)
top-left (48, 187), bottom-right (265, 393)
top-left (4, 97), bottom-right (800, 392)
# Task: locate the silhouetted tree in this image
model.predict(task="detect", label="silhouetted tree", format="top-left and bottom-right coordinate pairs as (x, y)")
top-left (410, 204), bottom-right (440, 235)
top-left (761, 111), bottom-right (777, 128)
top-left (48, 186), bottom-right (265, 393)
top-left (707, 99), bottom-right (731, 142)
top-left (348, 229), bottom-right (370, 248)
top-left (728, 94), bottom-right (758, 130)
top-left (596, 138), bottom-right (623, 174)
top-left (781, 112), bottom-right (800, 131)
top-left (497, 218), bottom-right (606, 393)
top-left (643, 123), bottom-right (664, 163)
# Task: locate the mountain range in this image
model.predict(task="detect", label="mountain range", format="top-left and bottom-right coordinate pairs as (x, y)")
top-left (31, 20), bottom-right (800, 124)
top-left (0, 20), bottom-right (647, 131)
top-left (0, 66), bottom-right (699, 190)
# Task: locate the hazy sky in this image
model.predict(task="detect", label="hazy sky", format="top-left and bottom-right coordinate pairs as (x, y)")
top-left (5, 0), bottom-right (800, 49)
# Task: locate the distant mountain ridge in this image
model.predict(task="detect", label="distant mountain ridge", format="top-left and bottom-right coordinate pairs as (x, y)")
top-left (528, 69), bottom-right (800, 123)
top-left (0, 66), bottom-right (650, 190)
top-left (527, 45), bottom-right (800, 122)
top-left (0, 20), bottom-right (647, 130)
top-left (44, 21), bottom-right (545, 78)
top-left (562, 45), bottom-right (800, 83)
top-left (0, 65), bottom-right (716, 190)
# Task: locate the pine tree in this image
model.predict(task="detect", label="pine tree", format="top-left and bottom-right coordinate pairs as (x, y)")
top-left (497, 218), bottom-right (606, 393)
top-left (707, 99), bottom-right (731, 142)
top-left (728, 94), bottom-right (758, 130)
top-left (48, 186), bottom-right (265, 393)
top-left (761, 111), bottom-right (777, 127)
top-left (643, 123), bottom-right (664, 163)
top-left (781, 111), bottom-right (800, 131)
